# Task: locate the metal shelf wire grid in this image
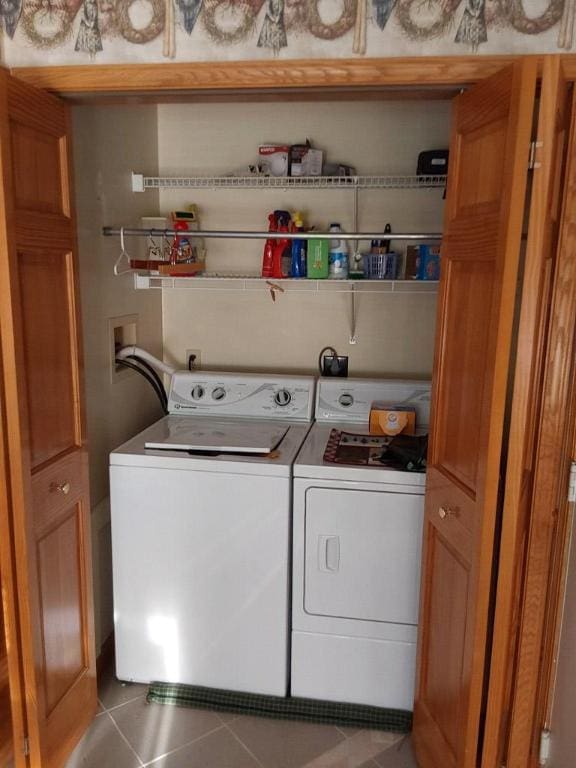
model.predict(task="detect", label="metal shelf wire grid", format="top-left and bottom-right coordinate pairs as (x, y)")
top-left (133, 174), bottom-right (447, 191)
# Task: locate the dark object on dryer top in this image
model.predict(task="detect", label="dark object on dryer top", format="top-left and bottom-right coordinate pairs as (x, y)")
top-left (417, 150), bottom-right (449, 176)
top-left (385, 434), bottom-right (428, 472)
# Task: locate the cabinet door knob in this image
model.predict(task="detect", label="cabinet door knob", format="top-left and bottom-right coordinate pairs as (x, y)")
top-left (439, 505), bottom-right (457, 519)
top-left (50, 481), bottom-right (71, 496)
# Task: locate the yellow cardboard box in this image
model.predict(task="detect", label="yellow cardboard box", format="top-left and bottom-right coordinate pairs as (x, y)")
top-left (369, 403), bottom-right (416, 436)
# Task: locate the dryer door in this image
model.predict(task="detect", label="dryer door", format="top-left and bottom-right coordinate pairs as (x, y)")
top-left (304, 486), bottom-right (424, 625)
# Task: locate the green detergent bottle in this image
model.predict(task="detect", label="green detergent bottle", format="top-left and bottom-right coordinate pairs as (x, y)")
top-left (307, 237), bottom-right (329, 279)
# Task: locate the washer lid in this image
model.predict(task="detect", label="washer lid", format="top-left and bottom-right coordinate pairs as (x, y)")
top-left (111, 416), bottom-right (311, 477)
top-left (144, 421), bottom-right (288, 454)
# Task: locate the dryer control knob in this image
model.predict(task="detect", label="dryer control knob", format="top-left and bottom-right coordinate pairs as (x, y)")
top-left (339, 393), bottom-right (354, 407)
top-left (190, 385), bottom-right (205, 400)
top-left (274, 389), bottom-right (292, 407)
top-left (212, 386), bottom-right (226, 401)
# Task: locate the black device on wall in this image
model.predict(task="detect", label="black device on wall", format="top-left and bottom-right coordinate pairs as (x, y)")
top-left (417, 149), bottom-right (449, 176)
top-left (318, 346), bottom-right (349, 378)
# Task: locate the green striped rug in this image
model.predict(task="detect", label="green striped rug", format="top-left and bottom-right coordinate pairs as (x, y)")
top-left (147, 682), bottom-right (412, 733)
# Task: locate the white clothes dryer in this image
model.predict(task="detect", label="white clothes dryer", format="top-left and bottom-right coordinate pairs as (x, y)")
top-left (291, 378), bottom-right (431, 711)
top-left (110, 371), bottom-right (315, 697)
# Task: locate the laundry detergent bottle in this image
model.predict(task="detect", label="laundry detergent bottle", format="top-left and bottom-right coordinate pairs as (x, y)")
top-left (261, 212), bottom-right (277, 278)
top-left (329, 223), bottom-right (349, 279)
top-left (271, 211), bottom-right (291, 279)
top-left (290, 212), bottom-right (307, 278)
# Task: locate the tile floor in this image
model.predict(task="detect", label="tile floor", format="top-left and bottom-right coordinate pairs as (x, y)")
top-left (66, 661), bottom-right (418, 768)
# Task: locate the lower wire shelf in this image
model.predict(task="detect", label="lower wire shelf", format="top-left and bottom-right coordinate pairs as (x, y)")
top-left (133, 274), bottom-right (439, 293)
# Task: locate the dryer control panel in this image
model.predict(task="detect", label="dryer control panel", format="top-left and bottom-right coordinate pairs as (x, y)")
top-left (315, 378), bottom-right (431, 428)
top-left (168, 371), bottom-right (315, 421)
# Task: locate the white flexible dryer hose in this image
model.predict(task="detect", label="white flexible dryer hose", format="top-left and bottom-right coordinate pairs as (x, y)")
top-left (116, 345), bottom-right (176, 377)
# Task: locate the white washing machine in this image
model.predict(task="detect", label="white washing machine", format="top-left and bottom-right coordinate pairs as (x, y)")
top-left (110, 371), bottom-right (314, 696)
top-left (292, 378), bottom-right (431, 711)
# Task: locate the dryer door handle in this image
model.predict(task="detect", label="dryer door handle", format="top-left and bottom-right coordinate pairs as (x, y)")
top-left (318, 535), bottom-right (340, 573)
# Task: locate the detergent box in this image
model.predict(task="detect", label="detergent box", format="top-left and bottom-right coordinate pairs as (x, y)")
top-left (369, 403), bottom-right (416, 436)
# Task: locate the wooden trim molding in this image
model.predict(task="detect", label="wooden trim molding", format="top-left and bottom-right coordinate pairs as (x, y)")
top-left (560, 55), bottom-right (576, 81)
top-left (505, 83), bottom-right (576, 768)
top-left (10, 55), bottom-right (543, 96)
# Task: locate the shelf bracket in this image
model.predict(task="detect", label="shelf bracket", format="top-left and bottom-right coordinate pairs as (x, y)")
top-left (349, 284), bottom-right (358, 344)
top-left (352, 183), bottom-right (361, 268)
top-left (131, 172), bottom-right (145, 193)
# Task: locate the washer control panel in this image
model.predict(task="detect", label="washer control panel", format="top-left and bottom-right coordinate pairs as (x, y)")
top-left (169, 372), bottom-right (315, 421)
top-left (316, 378), bottom-right (431, 427)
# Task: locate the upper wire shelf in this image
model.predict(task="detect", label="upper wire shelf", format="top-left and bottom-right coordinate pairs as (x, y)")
top-left (131, 172), bottom-right (447, 192)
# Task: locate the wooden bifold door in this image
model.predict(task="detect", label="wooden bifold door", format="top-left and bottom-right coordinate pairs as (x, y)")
top-left (412, 57), bottom-right (537, 768)
top-left (0, 70), bottom-right (96, 768)
top-left (413, 57), bottom-right (576, 768)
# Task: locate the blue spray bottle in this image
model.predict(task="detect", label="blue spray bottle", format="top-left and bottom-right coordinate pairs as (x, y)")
top-left (290, 212), bottom-right (307, 278)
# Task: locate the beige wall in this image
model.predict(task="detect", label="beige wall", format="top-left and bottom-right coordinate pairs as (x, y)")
top-left (73, 97), bottom-right (448, 650)
top-left (158, 99), bottom-right (448, 377)
top-left (73, 104), bottom-right (164, 650)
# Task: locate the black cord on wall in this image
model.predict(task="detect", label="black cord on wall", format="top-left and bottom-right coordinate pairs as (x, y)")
top-left (115, 358), bottom-right (168, 414)
top-left (125, 354), bottom-right (168, 406)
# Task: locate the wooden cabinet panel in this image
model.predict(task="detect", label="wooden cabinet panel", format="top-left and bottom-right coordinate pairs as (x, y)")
top-left (33, 449), bottom-right (89, 723)
top-left (38, 506), bottom-right (85, 715)
top-left (10, 123), bottom-right (65, 216)
top-left (422, 531), bottom-right (469, 762)
top-left (434, 259), bottom-right (494, 494)
top-left (18, 249), bottom-right (81, 470)
top-left (32, 451), bottom-right (84, 531)
top-left (455, 119), bottom-right (507, 211)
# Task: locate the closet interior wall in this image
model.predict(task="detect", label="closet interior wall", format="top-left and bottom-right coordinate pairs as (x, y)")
top-left (72, 104), bottom-right (164, 654)
top-left (157, 99), bottom-right (450, 376)
top-left (70, 94), bottom-right (450, 656)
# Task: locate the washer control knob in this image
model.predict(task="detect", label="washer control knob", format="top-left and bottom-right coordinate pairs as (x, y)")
top-left (274, 389), bottom-right (292, 407)
top-left (190, 385), bottom-right (205, 400)
top-left (339, 393), bottom-right (354, 407)
top-left (212, 386), bottom-right (226, 401)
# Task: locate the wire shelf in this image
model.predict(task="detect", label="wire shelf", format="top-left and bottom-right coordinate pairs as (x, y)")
top-left (131, 172), bottom-right (447, 192)
top-left (133, 274), bottom-right (439, 293)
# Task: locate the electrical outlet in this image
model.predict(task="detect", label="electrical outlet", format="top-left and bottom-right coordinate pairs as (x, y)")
top-left (185, 349), bottom-right (201, 370)
top-left (322, 354), bottom-right (348, 377)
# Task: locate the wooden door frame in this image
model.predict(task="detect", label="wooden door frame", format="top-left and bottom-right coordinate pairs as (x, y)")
top-left (503, 80), bottom-right (576, 768)
top-left (3, 54), bottom-right (576, 97)
top-left (8, 55), bottom-right (531, 94)
top-left (3, 51), bottom-right (576, 767)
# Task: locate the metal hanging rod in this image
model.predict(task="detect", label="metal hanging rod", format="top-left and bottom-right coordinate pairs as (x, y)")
top-left (102, 227), bottom-right (442, 242)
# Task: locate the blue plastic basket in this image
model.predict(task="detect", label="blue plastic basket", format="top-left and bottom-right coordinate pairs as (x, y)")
top-left (363, 252), bottom-right (398, 279)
